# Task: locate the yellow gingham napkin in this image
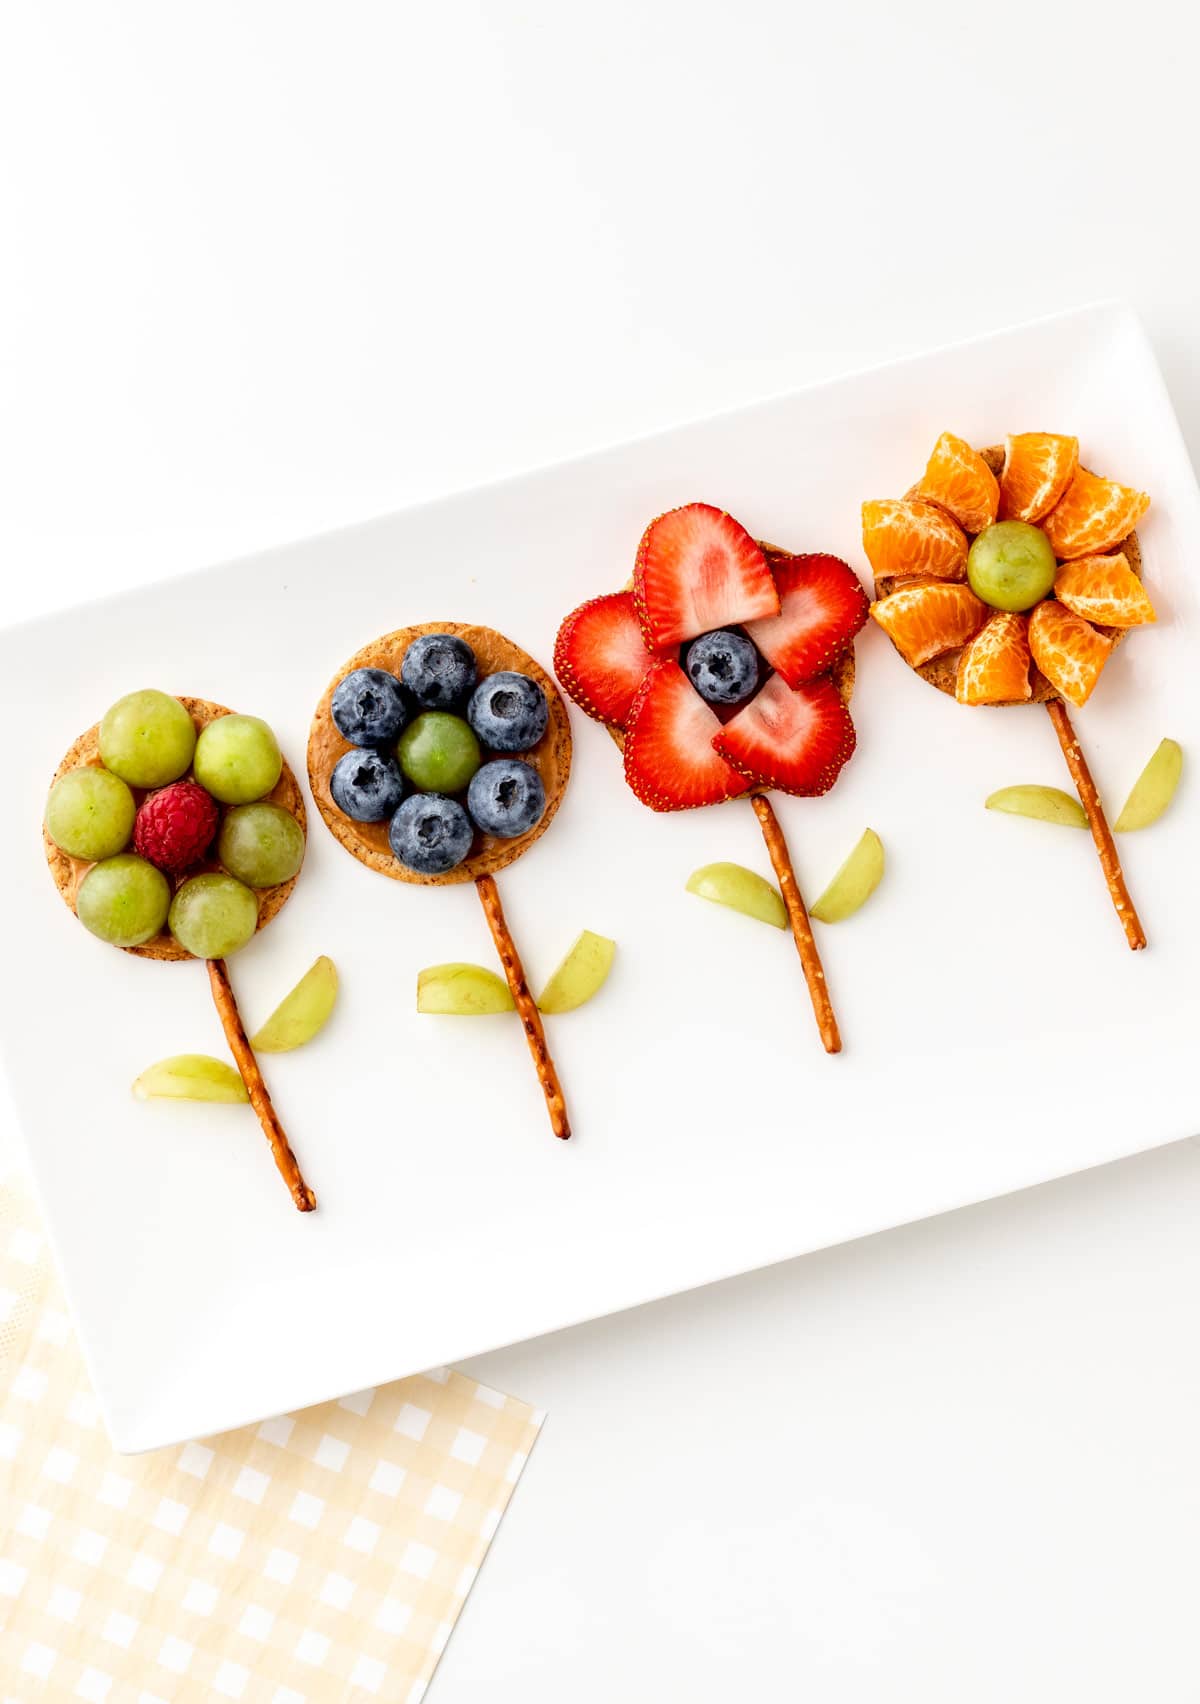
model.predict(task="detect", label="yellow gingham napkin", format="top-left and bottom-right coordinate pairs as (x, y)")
top-left (0, 1177), bottom-right (544, 1702)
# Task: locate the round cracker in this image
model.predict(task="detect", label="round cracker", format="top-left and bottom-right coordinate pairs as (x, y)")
top-left (45, 697), bottom-right (307, 962)
top-left (308, 623), bottom-right (572, 887)
top-left (875, 445), bottom-right (1144, 704)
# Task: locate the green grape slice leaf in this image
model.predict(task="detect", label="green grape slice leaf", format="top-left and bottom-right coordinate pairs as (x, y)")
top-left (417, 963), bottom-right (516, 1015)
top-left (536, 930), bottom-right (616, 1014)
top-left (251, 956), bottom-right (339, 1052)
top-left (686, 862), bottom-right (787, 930)
top-left (1114, 738), bottom-right (1183, 832)
top-left (985, 785), bottom-right (1087, 828)
top-left (132, 1055), bottom-right (249, 1104)
top-left (809, 829), bottom-right (886, 924)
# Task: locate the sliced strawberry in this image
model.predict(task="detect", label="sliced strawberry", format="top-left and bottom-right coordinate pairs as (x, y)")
top-left (633, 503), bottom-right (779, 653)
top-left (744, 553), bottom-right (869, 687)
top-left (554, 591), bottom-right (652, 727)
top-left (623, 659), bottom-right (750, 811)
top-left (713, 673), bottom-right (855, 796)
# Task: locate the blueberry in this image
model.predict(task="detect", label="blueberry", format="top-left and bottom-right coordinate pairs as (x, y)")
top-left (467, 758), bottom-right (546, 838)
top-left (467, 672), bottom-right (548, 752)
top-left (401, 634), bottom-right (478, 710)
top-left (684, 630), bottom-right (760, 705)
top-left (331, 667), bottom-right (408, 746)
top-left (388, 792), bottom-right (473, 874)
top-left (330, 749), bottom-right (406, 822)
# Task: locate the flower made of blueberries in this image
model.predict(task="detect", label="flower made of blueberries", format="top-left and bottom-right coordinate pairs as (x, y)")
top-left (554, 503), bottom-right (869, 1055)
top-left (865, 432), bottom-right (1153, 949)
top-left (309, 622), bottom-right (574, 1138)
top-left (43, 691), bottom-right (317, 1210)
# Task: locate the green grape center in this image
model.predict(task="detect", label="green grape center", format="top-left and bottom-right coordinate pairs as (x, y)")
top-left (967, 522), bottom-right (1057, 612)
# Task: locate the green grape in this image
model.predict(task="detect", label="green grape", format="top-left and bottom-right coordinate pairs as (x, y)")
top-left (99, 690), bottom-right (196, 787)
top-left (686, 862), bottom-right (787, 929)
top-left (397, 712), bottom-right (481, 794)
top-left (252, 956), bottom-right (339, 1052)
top-left (169, 872), bottom-right (259, 959)
top-left (536, 930), bottom-right (615, 1013)
top-left (809, 829), bottom-right (886, 923)
top-left (967, 522), bottom-right (1057, 612)
top-left (1114, 738), bottom-right (1183, 832)
top-left (193, 714), bottom-right (282, 804)
top-left (417, 963), bottom-right (515, 1014)
top-left (45, 766), bottom-right (135, 861)
top-left (76, 854), bottom-right (170, 947)
top-left (218, 803), bottom-right (305, 888)
top-left (132, 1055), bottom-right (249, 1103)
top-left (985, 785), bottom-right (1087, 828)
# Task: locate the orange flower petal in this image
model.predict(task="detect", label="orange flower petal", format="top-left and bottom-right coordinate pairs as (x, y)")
top-left (870, 581), bottom-right (988, 668)
top-left (1054, 553), bottom-right (1156, 628)
top-left (998, 432), bottom-right (1079, 523)
top-left (1028, 600), bottom-right (1113, 707)
top-left (915, 431), bottom-right (1000, 535)
top-left (1042, 466), bottom-right (1149, 560)
top-left (861, 498), bottom-right (968, 581)
top-left (956, 611), bottom-right (1032, 705)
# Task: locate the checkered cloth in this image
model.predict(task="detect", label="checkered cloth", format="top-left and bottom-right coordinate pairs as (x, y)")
top-left (0, 1177), bottom-right (544, 1702)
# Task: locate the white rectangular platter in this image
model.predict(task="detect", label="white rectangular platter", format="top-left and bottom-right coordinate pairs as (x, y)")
top-left (2, 302), bottom-right (1198, 1451)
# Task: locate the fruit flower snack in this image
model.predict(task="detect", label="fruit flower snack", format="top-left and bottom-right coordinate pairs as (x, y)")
top-left (867, 432), bottom-right (1152, 948)
top-left (555, 503), bottom-right (869, 1053)
top-left (309, 623), bottom-right (574, 1138)
top-left (44, 691), bottom-right (317, 1209)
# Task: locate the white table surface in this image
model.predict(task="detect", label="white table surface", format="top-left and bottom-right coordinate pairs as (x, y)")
top-left (3, 3), bottom-right (1198, 1698)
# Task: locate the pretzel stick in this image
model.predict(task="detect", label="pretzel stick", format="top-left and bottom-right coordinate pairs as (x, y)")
top-left (1045, 698), bottom-right (1146, 952)
top-left (206, 958), bottom-right (318, 1210)
top-left (475, 874), bottom-right (571, 1139)
top-left (751, 794), bottom-right (842, 1054)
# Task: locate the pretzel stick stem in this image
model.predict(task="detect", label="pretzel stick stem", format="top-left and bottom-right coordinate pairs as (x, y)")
top-left (206, 958), bottom-right (318, 1211)
top-left (750, 794), bottom-right (842, 1054)
top-left (1045, 698), bottom-right (1146, 952)
top-left (475, 874), bottom-right (571, 1139)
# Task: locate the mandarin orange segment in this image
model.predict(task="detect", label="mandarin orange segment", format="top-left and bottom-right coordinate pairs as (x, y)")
top-left (955, 612), bottom-right (1032, 705)
top-left (1041, 465), bottom-right (1149, 560)
top-left (1054, 553), bottom-right (1156, 628)
top-left (861, 498), bottom-right (968, 581)
top-left (1028, 600), bottom-right (1113, 707)
top-left (998, 432), bottom-right (1079, 523)
top-left (915, 431), bottom-right (1000, 535)
top-left (870, 581), bottom-right (988, 668)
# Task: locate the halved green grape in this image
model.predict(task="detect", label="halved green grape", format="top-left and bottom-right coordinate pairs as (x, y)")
top-left (218, 802), bottom-right (305, 888)
top-left (536, 930), bottom-right (615, 1013)
top-left (99, 689), bottom-right (196, 787)
top-left (1114, 738), bottom-right (1183, 832)
top-left (252, 956), bottom-right (339, 1052)
top-left (76, 854), bottom-right (170, 947)
top-left (686, 862), bottom-right (787, 929)
top-left (193, 714), bottom-right (282, 804)
top-left (397, 712), bottom-right (482, 794)
top-left (809, 829), bottom-right (886, 924)
top-left (985, 785), bottom-right (1087, 828)
top-left (132, 1054), bottom-right (249, 1103)
top-left (967, 522), bottom-right (1057, 612)
top-left (417, 963), bottom-right (515, 1015)
top-left (45, 766), bottom-right (136, 861)
top-left (169, 872), bottom-right (259, 959)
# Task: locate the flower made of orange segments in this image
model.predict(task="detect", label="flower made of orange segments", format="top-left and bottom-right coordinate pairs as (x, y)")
top-left (864, 432), bottom-right (1153, 708)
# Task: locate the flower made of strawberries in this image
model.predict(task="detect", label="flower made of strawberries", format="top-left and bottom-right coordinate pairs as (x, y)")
top-left (865, 432), bottom-right (1153, 709)
top-left (554, 503), bottom-right (868, 811)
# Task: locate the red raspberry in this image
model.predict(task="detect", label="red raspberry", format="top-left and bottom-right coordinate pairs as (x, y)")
top-left (134, 780), bottom-right (219, 872)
